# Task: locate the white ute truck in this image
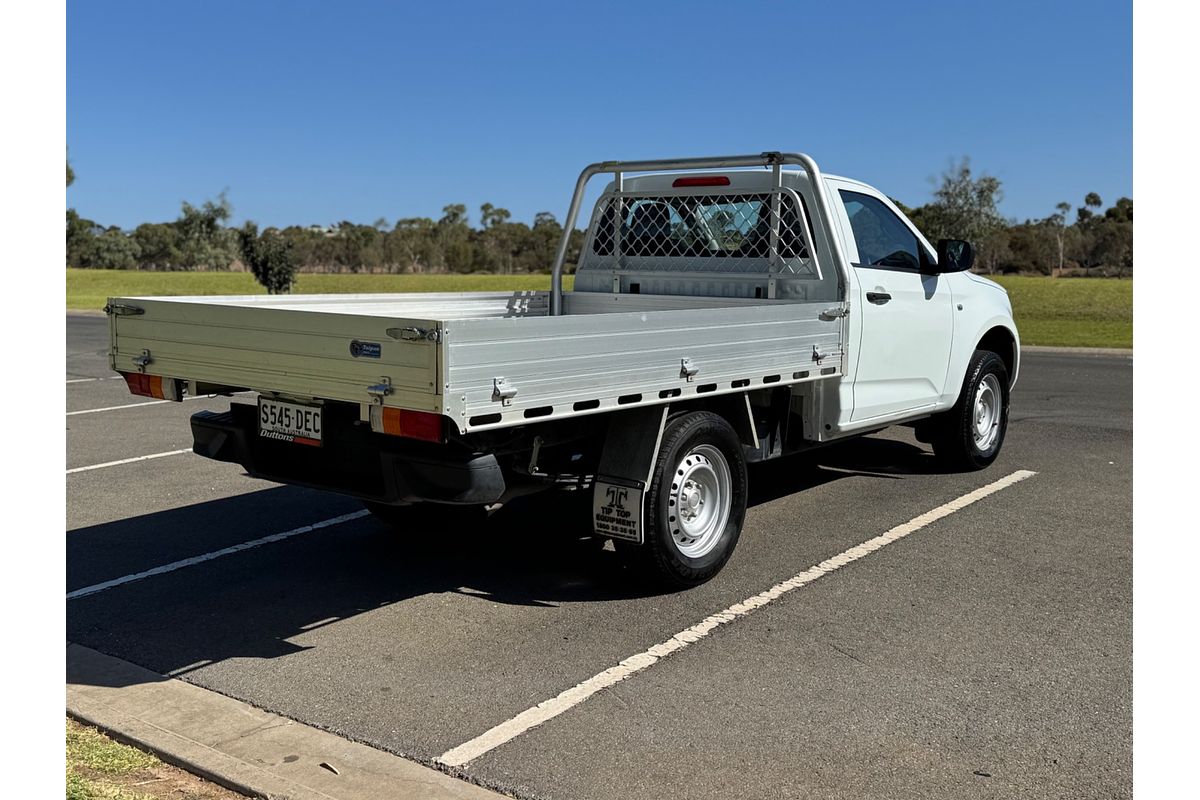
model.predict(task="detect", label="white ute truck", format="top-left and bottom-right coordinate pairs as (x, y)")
top-left (106, 152), bottom-right (1019, 587)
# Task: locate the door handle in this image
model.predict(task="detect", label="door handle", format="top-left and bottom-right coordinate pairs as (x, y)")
top-left (866, 291), bottom-right (892, 305)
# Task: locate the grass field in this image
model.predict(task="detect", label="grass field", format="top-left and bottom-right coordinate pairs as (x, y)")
top-left (67, 718), bottom-right (242, 799)
top-left (66, 270), bottom-right (1130, 349)
top-left (990, 275), bottom-right (1131, 348)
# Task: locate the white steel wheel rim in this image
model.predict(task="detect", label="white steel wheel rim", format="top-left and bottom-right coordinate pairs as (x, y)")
top-left (973, 374), bottom-right (1002, 451)
top-left (668, 444), bottom-right (732, 558)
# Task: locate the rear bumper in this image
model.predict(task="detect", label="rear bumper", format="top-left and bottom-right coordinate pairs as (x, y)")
top-left (191, 404), bottom-right (506, 505)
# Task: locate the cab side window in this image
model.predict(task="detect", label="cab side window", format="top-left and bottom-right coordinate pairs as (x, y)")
top-left (839, 190), bottom-right (920, 270)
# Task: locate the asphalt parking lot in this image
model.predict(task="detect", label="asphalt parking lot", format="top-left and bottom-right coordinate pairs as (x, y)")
top-left (66, 312), bottom-right (1132, 800)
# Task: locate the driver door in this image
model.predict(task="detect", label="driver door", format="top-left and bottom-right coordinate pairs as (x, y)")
top-left (831, 184), bottom-right (954, 422)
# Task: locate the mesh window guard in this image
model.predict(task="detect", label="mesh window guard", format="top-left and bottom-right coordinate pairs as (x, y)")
top-left (585, 189), bottom-right (820, 278)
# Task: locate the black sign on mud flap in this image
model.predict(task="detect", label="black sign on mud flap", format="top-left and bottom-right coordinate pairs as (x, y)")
top-left (593, 477), bottom-right (644, 544)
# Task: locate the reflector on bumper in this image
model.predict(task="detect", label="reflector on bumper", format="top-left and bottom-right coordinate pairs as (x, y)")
top-left (120, 371), bottom-right (183, 401)
top-left (369, 406), bottom-right (444, 443)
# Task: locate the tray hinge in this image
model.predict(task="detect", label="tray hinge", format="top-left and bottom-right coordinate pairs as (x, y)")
top-left (104, 303), bottom-right (144, 317)
top-left (680, 357), bottom-right (700, 381)
top-left (819, 305), bottom-right (849, 320)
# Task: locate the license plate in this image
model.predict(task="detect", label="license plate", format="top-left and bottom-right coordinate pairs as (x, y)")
top-left (258, 398), bottom-right (322, 446)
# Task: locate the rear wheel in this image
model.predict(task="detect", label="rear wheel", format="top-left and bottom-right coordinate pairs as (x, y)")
top-left (634, 411), bottom-right (748, 588)
top-left (928, 350), bottom-right (1010, 471)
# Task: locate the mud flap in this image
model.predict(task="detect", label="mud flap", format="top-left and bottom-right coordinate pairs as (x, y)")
top-left (593, 406), bottom-right (668, 544)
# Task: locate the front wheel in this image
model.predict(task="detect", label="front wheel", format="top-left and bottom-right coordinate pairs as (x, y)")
top-left (928, 350), bottom-right (1010, 471)
top-left (634, 411), bottom-right (748, 588)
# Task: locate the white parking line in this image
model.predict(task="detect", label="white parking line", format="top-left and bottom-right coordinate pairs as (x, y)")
top-left (66, 376), bottom-right (121, 384)
top-left (66, 449), bottom-right (193, 475)
top-left (67, 392), bottom-right (252, 416)
top-left (436, 468), bottom-right (1038, 768)
top-left (66, 510), bottom-right (371, 600)
top-left (67, 400), bottom-right (169, 415)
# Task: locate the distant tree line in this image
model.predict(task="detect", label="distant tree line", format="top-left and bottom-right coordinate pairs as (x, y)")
top-left (66, 156), bottom-right (1131, 290)
top-left (896, 158), bottom-right (1132, 277)
top-left (66, 195), bottom-right (586, 281)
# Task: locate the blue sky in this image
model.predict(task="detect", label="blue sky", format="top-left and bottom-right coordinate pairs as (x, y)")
top-left (67, 0), bottom-right (1131, 231)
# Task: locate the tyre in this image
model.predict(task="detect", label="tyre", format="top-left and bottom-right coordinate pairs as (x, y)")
top-left (362, 500), bottom-right (490, 530)
top-left (928, 350), bottom-right (1010, 471)
top-left (634, 411), bottom-right (748, 588)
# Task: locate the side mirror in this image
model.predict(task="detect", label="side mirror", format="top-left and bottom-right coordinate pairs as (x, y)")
top-left (936, 239), bottom-right (975, 273)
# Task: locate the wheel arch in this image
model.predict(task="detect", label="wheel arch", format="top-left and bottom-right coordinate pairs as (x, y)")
top-left (976, 324), bottom-right (1019, 388)
top-left (941, 318), bottom-right (1021, 408)
top-left (667, 393), bottom-right (759, 447)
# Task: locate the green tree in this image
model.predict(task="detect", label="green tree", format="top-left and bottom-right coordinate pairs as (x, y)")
top-left (67, 152), bottom-right (75, 188)
top-left (929, 158), bottom-right (1004, 242)
top-left (976, 226), bottom-right (1012, 275)
top-left (1005, 222), bottom-right (1057, 275)
top-left (238, 222), bottom-right (297, 294)
top-left (1075, 192), bottom-right (1102, 226)
top-left (1106, 197), bottom-right (1133, 223)
top-left (131, 223), bottom-right (181, 270)
top-left (175, 194), bottom-right (237, 270)
top-left (90, 229), bottom-right (142, 270)
top-left (437, 204), bottom-right (471, 272)
top-left (524, 212), bottom-right (566, 273)
top-left (480, 203), bottom-right (512, 229)
top-left (439, 204), bottom-right (468, 227)
top-left (66, 209), bottom-right (100, 267)
top-left (387, 217), bottom-right (437, 273)
top-left (1048, 201), bottom-right (1071, 276)
top-left (908, 158), bottom-right (1005, 272)
top-left (1080, 197), bottom-right (1133, 276)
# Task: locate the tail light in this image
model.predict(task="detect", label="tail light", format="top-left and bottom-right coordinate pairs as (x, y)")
top-left (370, 406), bottom-right (444, 443)
top-left (120, 371), bottom-right (183, 401)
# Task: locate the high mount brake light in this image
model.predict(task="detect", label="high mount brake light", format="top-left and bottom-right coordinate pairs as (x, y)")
top-left (672, 176), bottom-right (731, 188)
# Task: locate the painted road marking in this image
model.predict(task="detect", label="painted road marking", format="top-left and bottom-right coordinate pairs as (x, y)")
top-left (437, 468), bottom-right (1038, 768)
top-left (67, 399), bottom-right (169, 415)
top-left (66, 510), bottom-right (371, 600)
top-left (67, 393), bottom-right (250, 417)
top-left (66, 376), bottom-right (122, 384)
top-left (66, 449), bottom-right (193, 475)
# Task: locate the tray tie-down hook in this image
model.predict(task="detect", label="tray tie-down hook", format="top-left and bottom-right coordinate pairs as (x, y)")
top-left (492, 377), bottom-right (517, 407)
top-left (367, 377), bottom-right (393, 404)
top-left (132, 349), bottom-right (153, 373)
